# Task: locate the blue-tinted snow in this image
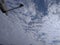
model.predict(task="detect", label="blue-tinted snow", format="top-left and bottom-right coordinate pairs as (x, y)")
top-left (0, 0), bottom-right (60, 45)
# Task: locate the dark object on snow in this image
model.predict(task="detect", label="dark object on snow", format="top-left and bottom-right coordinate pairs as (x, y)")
top-left (7, 4), bottom-right (24, 11)
top-left (0, 0), bottom-right (7, 13)
top-left (0, 0), bottom-right (24, 15)
top-left (19, 3), bottom-right (24, 7)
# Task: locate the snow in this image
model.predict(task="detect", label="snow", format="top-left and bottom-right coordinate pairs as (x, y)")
top-left (0, 0), bottom-right (60, 45)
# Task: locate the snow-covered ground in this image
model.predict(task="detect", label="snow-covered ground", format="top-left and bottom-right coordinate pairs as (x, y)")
top-left (0, 0), bottom-right (60, 45)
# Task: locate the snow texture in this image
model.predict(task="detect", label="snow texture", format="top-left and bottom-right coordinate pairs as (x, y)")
top-left (0, 0), bottom-right (60, 45)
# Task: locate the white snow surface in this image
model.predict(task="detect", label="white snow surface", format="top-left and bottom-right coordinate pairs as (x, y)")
top-left (0, 0), bottom-right (60, 45)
